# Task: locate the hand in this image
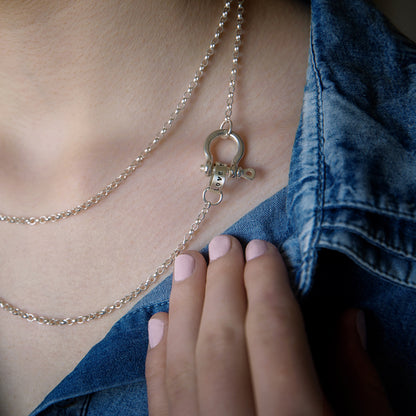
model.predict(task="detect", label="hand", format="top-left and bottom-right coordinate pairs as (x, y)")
top-left (145, 236), bottom-right (393, 415)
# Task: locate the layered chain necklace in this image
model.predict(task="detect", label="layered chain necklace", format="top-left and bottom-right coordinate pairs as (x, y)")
top-left (0, 0), bottom-right (255, 326)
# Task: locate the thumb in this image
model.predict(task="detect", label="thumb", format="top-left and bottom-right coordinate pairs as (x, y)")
top-left (333, 309), bottom-right (394, 416)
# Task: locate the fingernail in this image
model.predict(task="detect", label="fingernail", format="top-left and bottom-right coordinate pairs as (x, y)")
top-left (356, 310), bottom-right (367, 350)
top-left (209, 235), bottom-right (231, 261)
top-left (174, 254), bottom-right (195, 281)
top-left (246, 239), bottom-right (268, 261)
top-left (148, 318), bottom-right (164, 349)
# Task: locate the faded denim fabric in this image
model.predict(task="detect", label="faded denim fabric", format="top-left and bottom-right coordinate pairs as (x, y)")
top-left (30, 0), bottom-right (416, 415)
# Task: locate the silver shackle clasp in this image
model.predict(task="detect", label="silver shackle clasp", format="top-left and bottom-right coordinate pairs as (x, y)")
top-left (200, 129), bottom-right (256, 187)
top-left (200, 129), bottom-right (255, 206)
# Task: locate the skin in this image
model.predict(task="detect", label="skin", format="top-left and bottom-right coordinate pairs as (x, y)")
top-left (0, 0), bottom-right (402, 414)
top-left (0, 1), bottom-right (310, 414)
top-left (146, 236), bottom-right (394, 415)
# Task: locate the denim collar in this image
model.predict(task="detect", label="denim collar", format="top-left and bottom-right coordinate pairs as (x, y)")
top-left (285, 0), bottom-right (416, 294)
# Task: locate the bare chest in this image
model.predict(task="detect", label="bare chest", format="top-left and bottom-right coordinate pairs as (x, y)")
top-left (0, 121), bottom-right (296, 415)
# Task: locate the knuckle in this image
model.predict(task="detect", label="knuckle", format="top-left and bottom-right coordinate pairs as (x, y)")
top-left (196, 323), bottom-right (244, 361)
top-left (247, 300), bottom-right (303, 341)
top-left (255, 294), bottom-right (299, 322)
top-left (248, 281), bottom-right (302, 323)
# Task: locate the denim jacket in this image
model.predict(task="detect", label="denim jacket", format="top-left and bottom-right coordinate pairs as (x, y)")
top-left (30, 0), bottom-right (416, 414)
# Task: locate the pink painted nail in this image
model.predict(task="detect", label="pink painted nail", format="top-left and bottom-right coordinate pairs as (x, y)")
top-left (246, 239), bottom-right (268, 261)
top-left (148, 318), bottom-right (164, 349)
top-left (209, 235), bottom-right (231, 261)
top-left (174, 254), bottom-right (195, 281)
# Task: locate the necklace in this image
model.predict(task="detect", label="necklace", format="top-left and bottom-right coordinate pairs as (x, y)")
top-left (0, 0), bottom-right (255, 325)
top-left (0, 2), bottom-right (233, 226)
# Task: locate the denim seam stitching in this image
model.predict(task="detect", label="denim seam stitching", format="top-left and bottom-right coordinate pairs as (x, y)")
top-left (142, 300), bottom-right (170, 313)
top-left (318, 241), bottom-right (416, 289)
top-left (302, 25), bottom-right (325, 294)
top-left (324, 202), bottom-right (416, 221)
top-left (321, 222), bottom-right (416, 260)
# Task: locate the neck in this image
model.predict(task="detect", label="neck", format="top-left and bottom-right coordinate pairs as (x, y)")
top-left (0, 0), bottom-right (310, 212)
top-left (0, 0), bottom-right (225, 145)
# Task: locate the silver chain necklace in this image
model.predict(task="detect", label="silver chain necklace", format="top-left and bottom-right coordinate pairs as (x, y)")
top-left (0, 1), bottom-right (236, 226)
top-left (0, 0), bottom-right (255, 326)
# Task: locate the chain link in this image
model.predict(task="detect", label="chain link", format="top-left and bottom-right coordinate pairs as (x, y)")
top-left (0, 1), bottom-right (234, 226)
top-left (222, 0), bottom-right (244, 132)
top-left (0, 0), bottom-right (245, 325)
top-left (0, 202), bottom-right (212, 325)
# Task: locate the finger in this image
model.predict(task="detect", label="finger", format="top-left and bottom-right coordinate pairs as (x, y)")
top-left (244, 240), bottom-right (330, 415)
top-left (333, 309), bottom-right (394, 416)
top-left (146, 312), bottom-right (169, 416)
top-left (196, 235), bottom-right (255, 416)
top-left (165, 251), bottom-right (207, 415)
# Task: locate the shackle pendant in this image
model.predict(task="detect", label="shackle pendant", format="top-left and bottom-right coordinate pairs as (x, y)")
top-left (201, 129), bottom-right (256, 205)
